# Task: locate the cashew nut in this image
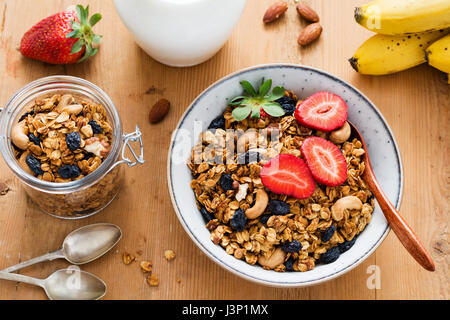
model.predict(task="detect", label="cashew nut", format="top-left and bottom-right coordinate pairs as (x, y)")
top-left (258, 247), bottom-right (286, 269)
top-left (331, 196), bottom-right (363, 221)
top-left (237, 130), bottom-right (258, 152)
top-left (11, 121), bottom-right (29, 150)
top-left (245, 188), bottom-right (269, 219)
top-left (329, 121), bottom-right (351, 144)
top-left (56, 94), bottom-right (75, 111)
top-left (60, 104), bottom-right (83, 115)
top-left (18, 151), bottom-right (33, 175)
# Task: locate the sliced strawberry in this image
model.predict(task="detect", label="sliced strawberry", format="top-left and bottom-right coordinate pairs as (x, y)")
top-left (301, 137), bottom-right (347, 186)
top-left (260, 154), bottom-right (316, 199)
top-left (294, 91), bottom-right (348, 132)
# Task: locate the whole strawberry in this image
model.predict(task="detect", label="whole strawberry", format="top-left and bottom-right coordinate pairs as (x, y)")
top-left (20, 5), bottom-right (102, 64)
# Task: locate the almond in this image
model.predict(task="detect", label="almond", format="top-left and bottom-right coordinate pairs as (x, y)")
top-left (296, 3), bottom-right (320, 22)
top-left (263, 1), bottom-right (288, 24)
top-left (149, 98), bottom-right (171, 124)
top-left (297, 23), bottom-right (322, 46)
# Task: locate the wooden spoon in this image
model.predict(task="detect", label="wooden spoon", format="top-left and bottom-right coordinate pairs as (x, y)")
top-left (348, 121), bottom-right (435, 271)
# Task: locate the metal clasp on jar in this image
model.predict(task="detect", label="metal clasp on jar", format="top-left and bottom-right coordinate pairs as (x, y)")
top-left (107, 125), bottom-right (144, 173)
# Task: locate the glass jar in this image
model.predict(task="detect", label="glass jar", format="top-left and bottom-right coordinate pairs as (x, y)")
top-left (0, 76), bottom-right (144, 219)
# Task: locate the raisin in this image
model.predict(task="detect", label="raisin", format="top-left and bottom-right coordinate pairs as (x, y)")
top-left (200, 206), bottom-right (215, 223)
top-left (338, 236), bottom-right (357, 253)
top-left (219, 174), bottom-right (234, 191)
top-left (66, 132), bottom-right (81, 151)
top-left (268, 200), bottom-right (290, 215)
top-left (58, 165), bottom-right (81, 179)
top-left (11, 143), bottom-right (21, 152)
top-left (237, 150), bottom-right (261, 164)
top-left (320, 246), bottom-right (340, 264)
top-left (231, 209), bottom-right (247, 232)
top-left (281, 240), bottom-right (302, 253)
top-left (275, 96), bottom-right (297, 115)
top-left (82, 152), bottom-right (94, 160)
top-left (28, 133), bottom-right (41, 146)
top-left (259, 214), bottom-right (271, 225)
top-left (208, 115), bottom-right (226, 130)
top-left (25, 155), bottom-right (44, 176)
top-left (88, 120), bottom-right (102, 134)
top-left (321, 225), bottom-right (336, 242)
top-left (285, 258), bottom-right (295, 271)
top-left (18, 110), bottom-right (34, 123)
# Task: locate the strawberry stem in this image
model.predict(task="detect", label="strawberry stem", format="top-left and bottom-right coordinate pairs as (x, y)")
top-left (67, 4), bottom-right (102, 62)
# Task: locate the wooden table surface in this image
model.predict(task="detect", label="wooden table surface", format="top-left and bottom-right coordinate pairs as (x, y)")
top-left (0, 0), bottom-right (448, 300)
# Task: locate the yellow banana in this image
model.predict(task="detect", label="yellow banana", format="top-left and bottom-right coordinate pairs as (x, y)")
top-left (349, 29), bottom-right (449, 75)
top-left (355, 0), bottom-right (450, 35)
top-left (425, 34), bottom-right (450, 73)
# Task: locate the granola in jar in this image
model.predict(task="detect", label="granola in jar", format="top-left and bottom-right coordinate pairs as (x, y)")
top-left (188, 79), bottom-right (375, 272)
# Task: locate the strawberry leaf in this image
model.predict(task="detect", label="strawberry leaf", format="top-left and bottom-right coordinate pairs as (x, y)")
top-left (232, 106), bottom-right (252, 121)
top-left (240, 80), bottom-right (257, 96)
top-left (71, 39), bottom-right (85, 54)
top-left (262, 103), bottom-right (285, 117)
top-left (268, 86), bottom-right (285, 100)
top-left (259, 79), bottom-right (272, 97)
top-left (89, 13), bottom-right (102, 27)
top-left (250, 105), bottom-right (260, 118)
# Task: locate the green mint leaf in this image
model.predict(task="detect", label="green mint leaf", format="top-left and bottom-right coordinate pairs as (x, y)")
top-left (71, 39), bottom-right (85, 54)
top-left (259, 79), bottom-right (272, 97)
top-left (240, 80), bottom-right (257, 96)
top-left (232, 106), bottom-right (252, 121)
top-left (262, 103), bottom-right (285, 117)
top-left (89, 13), bottom-right (102, 27)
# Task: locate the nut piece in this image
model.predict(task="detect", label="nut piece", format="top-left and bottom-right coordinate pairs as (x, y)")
top-left (147, 273), bottom-right (159, 287)
top-left (258, 247), bottom-right (286, 269)
top-left (296, 3), bottom-right (320, 22)
top-left (331, 196), bottom-right (363, 221)
top-left (149, 98), bottom-right (171, 124)
top-left (11, 121), bottom-right (29, 150)
top-left (245, 188), bottom-right (269, 219)
top-left (122, 252), bottom-right (135, 265)
top-left (330, 121), bottom-right (351, 144)
top-left (164, 250), bottom-right (176, 261)
top-left (298, 22), bottom-right (322, 46)
top-left (263, 1), bottom-right (288, 24)
top-left (140, 261), bottom-right (153, 272)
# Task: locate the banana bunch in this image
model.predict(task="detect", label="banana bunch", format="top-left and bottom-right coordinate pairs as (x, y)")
top-left (349, 0), bottom-right (450, 81)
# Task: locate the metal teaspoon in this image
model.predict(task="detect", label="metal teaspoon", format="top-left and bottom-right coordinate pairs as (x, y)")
top-left (2, 223), bottom-right (122, 273)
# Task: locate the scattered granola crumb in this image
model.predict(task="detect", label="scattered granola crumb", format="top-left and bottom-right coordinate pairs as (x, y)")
top-left (140, 261), bottom-right (153, 272)
top-left (122, 252), bottom-right (135, 265)
top-left (147, 273), bottom-right (159, 287)
top-left (176, 278), bottom-right (182, 284)
top-left (0, 181), bottom-right (9, 196)
top-left (164, 250), bottom-right (176, 261)
top-left (136, 249), bottom-right (143, 256)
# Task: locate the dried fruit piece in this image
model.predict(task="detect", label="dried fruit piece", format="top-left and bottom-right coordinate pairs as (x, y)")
top-left (260, 154), bottom-right (316, 200)
top-left (231, 209), bottom-right (247, 232)
top-left (164, 250), bottom-right (176, 261)
top-left (208, 115), bottom-right (226, 130)
top-left (295, 91), bottom-right (348, 132)
top-left (321, 225), bottom-right (336, 242)
top-left (28, 133), bottom-right (41, 146)
top-left (263, 1), bottom-right (288, 24)
top-left (301, 137), bottom-right (348, 187)
top-left (297, 22), bottom-right (323, 46)
top-left (122, 252), bottom-right (135, 265)
top-left (26, 155), bottom-right (44, 176)
top-left (285, 258), bottom-right (295, 271)
top-left (296, 3), bottom-right (320, 22)
top-left (147, 273), bottom-right (159, 287)
top-left (268, 199), bottom-right (290, 215)
top-left (149, 98), bottom-right (170, 124)
top-left (275, 96), bottom-right (297, 115)
top-left (58, 165), bottom-right (81, 179)
top-left (320, 246), bottom-right (340, 264)
top-left (339, 236), bottom-right (357, 253)
top-left (140, 261), bottom-right (153, 272)
top-left (200, 206), bottom-right (215, 222)
top-left (66, 132), bottom-right (81, 151)
top-left (219, 174), bottom-right (234, 191)
top-left (281, 240), bottom-right (302, 253)
top-left (88, 120), bottom-right (102, 134)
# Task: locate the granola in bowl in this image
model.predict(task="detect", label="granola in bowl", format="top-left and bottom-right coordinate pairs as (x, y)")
top-left (188, 79), bottom-right (375, 272)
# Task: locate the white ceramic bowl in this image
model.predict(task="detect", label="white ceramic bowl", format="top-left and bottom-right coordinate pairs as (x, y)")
top-left (168, 64), bottom-right (403, 287)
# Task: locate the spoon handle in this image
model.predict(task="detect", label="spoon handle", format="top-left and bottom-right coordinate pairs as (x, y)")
top-left (0, 271), bottom-right (44, 287)
top-left (1, 249), bottom-right (65, 273)
top-left (365, 170), bottom-right (435, 271)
